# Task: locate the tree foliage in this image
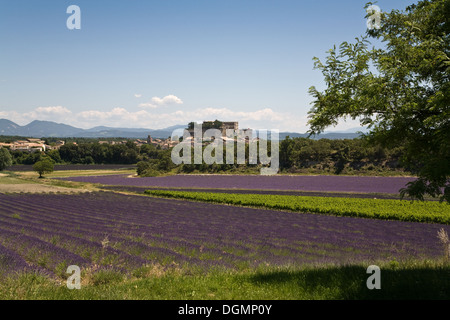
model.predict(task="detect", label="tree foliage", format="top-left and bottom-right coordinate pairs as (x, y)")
top-left (33, 159), bottom-right (54, 178)
top-left (0, 147), bottom-right (13, 171)
top-left (279, 137), bottom-right (403, 175)
top-left (58, 143), bottom-right (138, 164)
top-left (308, 0), bottom-right (449, 202)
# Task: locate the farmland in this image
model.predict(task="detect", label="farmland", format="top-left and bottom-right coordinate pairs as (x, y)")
top-left (1, 0), bottom-right (449, 304)
top-left (0, 171), bottom-right (449, 299)
top-left (145, 190), bottom-right (450, 224)
top-left (1, 191), bottom-right (447, 275)
top-left (0, 172), bottom-right (91, 194)
top-left (61, 174), bottom-right (417, 194)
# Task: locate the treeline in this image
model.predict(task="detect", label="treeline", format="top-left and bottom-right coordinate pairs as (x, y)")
top-left (6, 137), bottom-right (410, 176)
top-left (140, 137), bottom-right (408, 176)
top-left (10, 141), bottom-right (171, 167)
top-left (279, 137), bottom-right (406, 175)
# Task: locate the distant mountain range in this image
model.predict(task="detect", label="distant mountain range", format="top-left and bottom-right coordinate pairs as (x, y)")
top-left (0, 119), bottom-right (365, 140)
top-left (0, 119), bottom-right (187, 139)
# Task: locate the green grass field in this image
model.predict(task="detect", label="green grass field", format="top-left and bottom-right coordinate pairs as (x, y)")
top-left (0, 174), bottom-right (36, 185)
top-left (1, 261), bottom-right (449, 300)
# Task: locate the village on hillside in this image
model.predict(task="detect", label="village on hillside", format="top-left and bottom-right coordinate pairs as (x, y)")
top-left (0, 139), bottom-right (64, 153)
top-left (0, 121), bottom-right (257, 153)
top-left (0, 136), bottom-right (179, 153)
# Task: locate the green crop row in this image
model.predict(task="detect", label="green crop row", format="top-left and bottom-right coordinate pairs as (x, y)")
top-left (145, 190), bottom-right (450, 224)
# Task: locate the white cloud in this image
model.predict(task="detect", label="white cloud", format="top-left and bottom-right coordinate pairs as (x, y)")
top-left (86, 106), bottom-right (307, 132)
top-left (138, 102), bottom-right (158, 109)
top-left (35, 106), bottom-right (72, 117)
top-left (1, 105), bottom-right (315, 132)
top-left (139, 94), bottom-right (183, 109)
top-left (152, 95), bottom-right (183, 106)
top-left (77, 107), bottom-right (140, 124)
top-left (2, 106), bottom-right (72, 125)
top-left (134, 94), bottom-right (142, 98)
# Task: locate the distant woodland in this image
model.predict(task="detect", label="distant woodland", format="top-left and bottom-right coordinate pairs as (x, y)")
top-left (1, 136), bottom-right (411, 177)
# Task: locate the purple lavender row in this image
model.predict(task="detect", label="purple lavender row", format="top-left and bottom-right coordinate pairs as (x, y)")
top-left (1, 192), bottom-right (442, 252)
top-left (0, 217), bottom-right (186, 272)
top-left (0, 196), bottom-right (245, 270)
top-left (60, 174), bottom-right (417, 194)
top-left (0, 224), bottom-right (156, 273)
top-left (2, 191), bottom-right (446, 258)
top-left (0, 228), bottom-right (90, 276)
top-left (3, 191), bottom-right (419, 250)
top-left (1, 192), bottom-right (448, 276)
top-left (0, 243), bottom-right (29, 276)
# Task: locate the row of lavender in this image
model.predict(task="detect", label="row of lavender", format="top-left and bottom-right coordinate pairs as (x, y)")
top-left (61, 174), bottom-right (416, 194)
top-left (0, 192), bottom-right (447, 279)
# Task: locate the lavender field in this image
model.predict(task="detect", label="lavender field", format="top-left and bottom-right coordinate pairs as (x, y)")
top-left (0, 191), bottom-right (447, 280)
top-left (61, 174), bottom-right (417, 194)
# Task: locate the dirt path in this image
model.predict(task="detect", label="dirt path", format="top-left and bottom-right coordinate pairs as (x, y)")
top-left (0, 183), bottom-right (90, 194)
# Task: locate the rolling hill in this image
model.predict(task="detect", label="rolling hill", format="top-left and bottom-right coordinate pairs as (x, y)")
top-left (0, 119), bottom-right (363, 140)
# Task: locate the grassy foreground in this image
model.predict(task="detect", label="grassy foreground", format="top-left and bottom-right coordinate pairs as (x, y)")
top-left (1, 261), bottom-right (449, 300)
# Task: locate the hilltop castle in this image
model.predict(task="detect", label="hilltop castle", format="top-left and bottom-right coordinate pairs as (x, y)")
top-left (187, 121), bottom-right (252, 138)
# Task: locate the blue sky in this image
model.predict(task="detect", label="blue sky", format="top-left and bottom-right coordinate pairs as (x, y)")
top-left (0, 0), bottom-right (414, 132)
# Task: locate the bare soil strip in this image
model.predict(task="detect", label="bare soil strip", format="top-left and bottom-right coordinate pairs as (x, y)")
top-left (0, 183), bottom-right (90, 194)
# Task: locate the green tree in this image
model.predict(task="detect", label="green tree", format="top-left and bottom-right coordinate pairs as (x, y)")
top-left (279, 137), bottom-right (294, 169)
top-left (47, 149), bottom-right (62, 164)
top-left (0, 148), bottom-right (13, 171)
top-left (136, 161), bottom-right (151, 176)
top-left (157, 150), bottom-right (176, 171)
top-left (140, 144), bottom-right (158, 159)
top-left (33, 159), bottom-right (54, 178)
top-left (136, 160), bottom-right (161, 177)
top-left (308, 0), bottom-right (449, 201)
